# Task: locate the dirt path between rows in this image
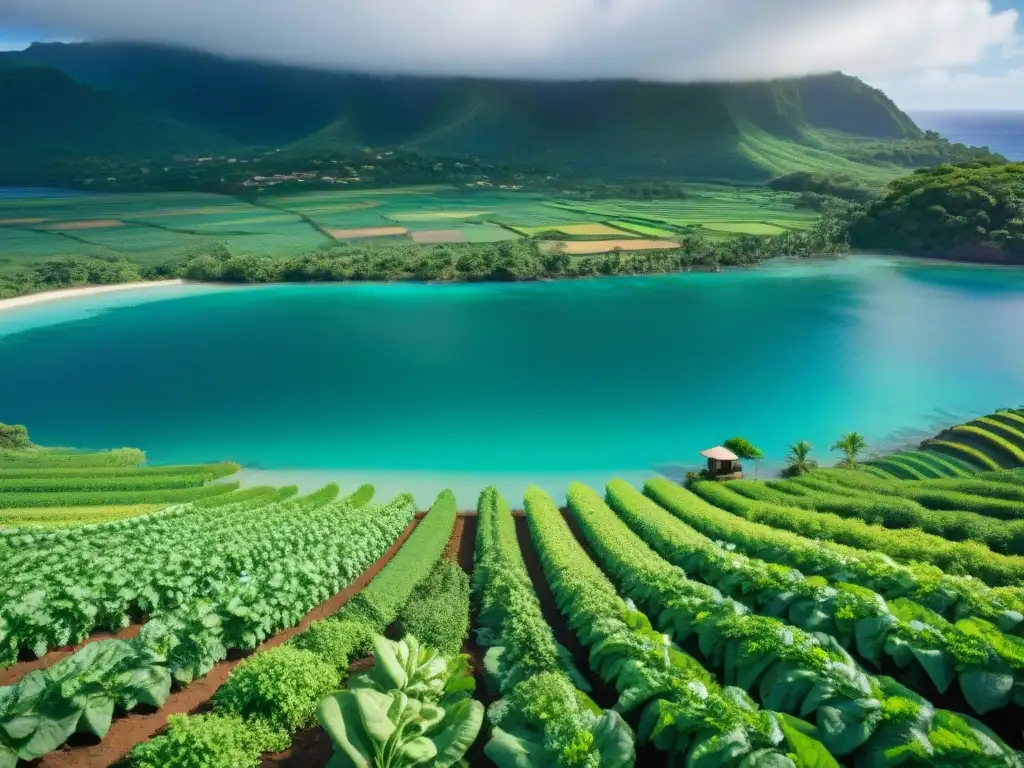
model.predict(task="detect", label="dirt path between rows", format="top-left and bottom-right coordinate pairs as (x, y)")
top-left (261, 512), bottom-right (485, 768)
top-left (33, 518), bottom-right (421, 768)
top-left (513, 514), bottom-right (620, 710)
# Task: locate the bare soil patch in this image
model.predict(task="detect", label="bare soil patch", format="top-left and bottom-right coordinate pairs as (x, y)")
top-left (325, 226), bottom-right (407, 240)
top-left (36, 519), bottom-right (420, 768)
top-left (542, 239), bottom-right (679, 255)
top-left (45, 219), bottom-right (126, 231)
top-left (411, 229), bottom-right (468, 244)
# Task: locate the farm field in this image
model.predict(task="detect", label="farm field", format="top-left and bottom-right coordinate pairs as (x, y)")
top-left (0, 184), bottom-right (822, 274)
top-left (2, 408), bottom-right (1024, 766)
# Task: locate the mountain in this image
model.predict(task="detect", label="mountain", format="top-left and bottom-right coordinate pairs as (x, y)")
top-left (0, 42), bottom-right (985, 182)
top-left (0, 66), bottom-right (237, 180)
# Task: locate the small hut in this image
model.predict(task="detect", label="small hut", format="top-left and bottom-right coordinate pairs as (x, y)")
top-left (700, 446), bottom-right (743, 480)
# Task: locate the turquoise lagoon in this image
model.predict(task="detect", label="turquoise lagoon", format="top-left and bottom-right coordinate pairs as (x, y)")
top-left (2, 256), bottom-right (1023, 505)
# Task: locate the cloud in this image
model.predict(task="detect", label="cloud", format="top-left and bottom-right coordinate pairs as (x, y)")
top-left (870, 66), bottom-right (1024, 110)
top-left (0, 0), bottom-right (1018, 82)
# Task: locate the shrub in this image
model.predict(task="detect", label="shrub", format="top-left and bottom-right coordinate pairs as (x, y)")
top-left (290, 618), bottom-right (374, 676)
top-left (395, 560), bottom-right (470, 657)
top-left (130, 713), bottom-right (280, 768)
top-left (214, 646), bottom-right (339, 735)
top-left (0, 423), bottom-right (30, 450)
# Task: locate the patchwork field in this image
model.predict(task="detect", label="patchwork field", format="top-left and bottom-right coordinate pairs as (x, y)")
top-left (0, 185), bottom-right (821, 276)
top-left (2, 407), bottom-right (1024, 766)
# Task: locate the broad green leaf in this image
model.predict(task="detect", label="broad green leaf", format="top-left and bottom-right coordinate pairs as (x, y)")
top-left (80, 696), bottom-right (115, 738)
top-left (686, 727), bottom-right (751, 768)
top-left (371, 635), bottom-right (409, 691)
top-left (959, 660), bottom-right (1014, 715)
top-left (431, 698), bottom-right (484, 768)
top-left (739, 748), bottom-right (797, 768)
top-left (316, 691), bottom-right (375, 768)
top-left (484, 726), bottom-right (547, 768)
top-left (591, 709), bottom-right (635, 768)
top-left (816, 698), bottom-right (881, 756)
top-left (777, 713), bottom-right (840, 768)
top-left (909, 647), bottom-right (954, 694)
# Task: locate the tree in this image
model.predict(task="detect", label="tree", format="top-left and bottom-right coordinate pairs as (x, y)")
top-left (832, 432), bottom-right (867, 468)
top-left (0, 423), bottom-right (31, 450)
top-left (723, 437), bottom-right (764, 479)
top-left (784, 441), bottom-right (818, 477)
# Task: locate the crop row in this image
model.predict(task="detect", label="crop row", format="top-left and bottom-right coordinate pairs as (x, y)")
top-left (522, 485), bottom-right (839, 765)
top-left (644, 477), bottom-right (1024, 634)
top-left (952, 423), bottom-right (1024, 464)
top-left (0, 484), bottom-right (341, 662)
top-left (925, 439), bottom-right (1004, 471)
top-left (131, 488), bottom-right (460, 767)
top-left (727, 477), bottom-right (1024, 555)
top-left (0, 487), bottom-right (416, 764)
top-left (605, 479), bottom-right (1024, 715)
top-left (689, 479), bottom-right (1024, 586)
top-left (0, 461), bottom-right (238, 480)
top-left (564, 482), bottom-right (1019, 764)
top-left (0, 482), bottom-right (238, 509)
top-left (0, 472), bottom-right (215, 493)
top-left (474, 487), bottom-right (633, 768)
top-left (0, 447), bottom-right (145, 467)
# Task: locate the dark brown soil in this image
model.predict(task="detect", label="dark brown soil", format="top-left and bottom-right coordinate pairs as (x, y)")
top-left (513, 514), bottom-right (619, 710)
top-left (0, 624), bottom-right (143, 687)
top-left (34, 519), bottom-right (420, 768)
top-left (445, 514), bottom-right (477, 571)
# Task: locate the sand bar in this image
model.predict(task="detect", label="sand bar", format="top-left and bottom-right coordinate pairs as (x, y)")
top-left (0, 280), bottom-right (185, 313)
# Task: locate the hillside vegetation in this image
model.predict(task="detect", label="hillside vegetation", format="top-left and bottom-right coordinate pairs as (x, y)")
top-left (0, 42), bottom-right (1001, 184)
top-left (849, 160), bottom-right (1024, 262)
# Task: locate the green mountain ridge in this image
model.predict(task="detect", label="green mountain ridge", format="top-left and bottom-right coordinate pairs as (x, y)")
top-left (0, 42), bottom-right (994, 183)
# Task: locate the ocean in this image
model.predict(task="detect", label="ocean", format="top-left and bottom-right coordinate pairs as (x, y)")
top-left (912, 111), bottom-right (1024, 161)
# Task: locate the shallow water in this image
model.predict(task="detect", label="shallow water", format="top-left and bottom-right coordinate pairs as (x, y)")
top-left (2, 256), bottom-right (1023, 506)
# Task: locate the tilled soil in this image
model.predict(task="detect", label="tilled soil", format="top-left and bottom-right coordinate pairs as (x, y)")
top-left (32, 518), bottom-right (420, 768)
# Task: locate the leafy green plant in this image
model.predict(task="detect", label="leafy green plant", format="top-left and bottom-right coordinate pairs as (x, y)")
top-left (290, 618), bottom-right (375, 676)
top-left (784, 440), bottom-right (818, 476)
top-left (350, 635), bottom-right (454, 703)
top-left (130, 712), bottom-right (281, 768)
top-left (215, 645), bottom-right (338, 736)
top-left (396, 561), bottom-right (470, 658)
top-left (723, 436), bottom-right (764, 478)
top-left (831, 432), bottom-right (866, 467)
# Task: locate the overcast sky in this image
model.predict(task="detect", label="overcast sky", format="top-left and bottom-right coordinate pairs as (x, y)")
top-left (0, 0), bottom-right (1022, 109)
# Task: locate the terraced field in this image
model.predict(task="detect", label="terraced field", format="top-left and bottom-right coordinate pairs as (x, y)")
top-left (0, 185), bottom-right (823, 274)
top-left (1, 412), bottom-right (1023, 767)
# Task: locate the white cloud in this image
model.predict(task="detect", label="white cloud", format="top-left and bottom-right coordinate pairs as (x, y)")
top-left (0, 0), bottom-right (1017, 82)
top-left (868, 66), bottom-right (1024, 110)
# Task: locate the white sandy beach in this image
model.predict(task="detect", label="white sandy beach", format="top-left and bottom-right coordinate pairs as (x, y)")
top-left (0, 279), bottom-right (185, 313)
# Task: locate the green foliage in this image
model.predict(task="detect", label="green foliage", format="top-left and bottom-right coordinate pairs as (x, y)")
top-left (0, 482), bottom-right (237, 508)
top-left (290, 618), bottom-right (375, 677)
top-left (689, 478), bottom-right (1024, 586)
top-left (644, 477), bottom-right (1024, 633)
top-left (784, 441), bottom-right (818, 477)
top-left (563, 482), bottom-right (1018, 761)
top-left (769, 172), bottom-right (875, 202)
top-left (396, 560), bottom-right (470, 658)
top-left (723, 436), bottom-right (764, 461)
top-left (0, 424), bottom-right (30, 450)
top-left (130, 713), bottom-right (281, 768)
top-left (215, 645), bottom-right (338, 735)
top-left (850, 160), bottom-right (1024, 262)
top-left (339, 490), bottom-right (456, 631)
top-left (523, 485), bottom-right (820, 763)
top-left (830, 432), bottom-right (866, 467)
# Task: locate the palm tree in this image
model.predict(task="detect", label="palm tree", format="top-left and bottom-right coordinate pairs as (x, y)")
top-left (831, 432), bottom-right (867, 468)
top-left (784, 441), bottom-right (818, 477)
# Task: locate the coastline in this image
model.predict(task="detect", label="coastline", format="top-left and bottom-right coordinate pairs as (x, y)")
top-left (0, 280), bottom-right (185, 313)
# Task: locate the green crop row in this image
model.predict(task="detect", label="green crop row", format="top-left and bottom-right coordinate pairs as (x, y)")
top-left (643, 477), bottom-right (1024, 633)
top-left (0, 461), bottom-right (238, 480)
top-left (605, 479), bottom-right (1024, 715)
top-left (729, 478), bottom-right (1024, 555)
top-left (689, 479), bottom-right (1024, 586)
top-left (395, 560), bottom-right (470, 658)
top-left (523, 485), bottom-right (839, 765)
top-left (0, 483), bottom-right (237, 509)
top-left (565, 482), bottom-right (1018, 762)
top-left (799, 469), bottom-right (1024, 520)
top-left (2, 486), bottom-right (416, 764)
top-left (473, 487), bottom-right (632, 768)
top-left (951, 425), bottom-right (1024, 465)
top-left (130, 488), bottom-right (460, 768)
top-left (0, 484), bottom-right (337, 660)
top-left (974, 416), bottom-right (1024, 449)
top-left (869, 457), bottom-right (933, 480)
top-left (0, 447), bottom-right (146, 467)
top-left (0, 472), bottom-right (213, 493)
top-left (925, 439), bottom-right (1003, 470)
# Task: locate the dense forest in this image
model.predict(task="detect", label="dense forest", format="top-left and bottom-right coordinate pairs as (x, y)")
top-left (848, 160), bottom-right (1024, 262)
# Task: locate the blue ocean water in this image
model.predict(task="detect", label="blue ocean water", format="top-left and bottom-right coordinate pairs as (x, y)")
top-left (912, 111), bottom-right (1024, 161)
top-left (1, 256), bottom-right (1023, 505)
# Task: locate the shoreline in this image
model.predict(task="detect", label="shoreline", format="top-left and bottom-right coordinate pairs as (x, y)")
top-left (0, 280), bottom-right (185, 313)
